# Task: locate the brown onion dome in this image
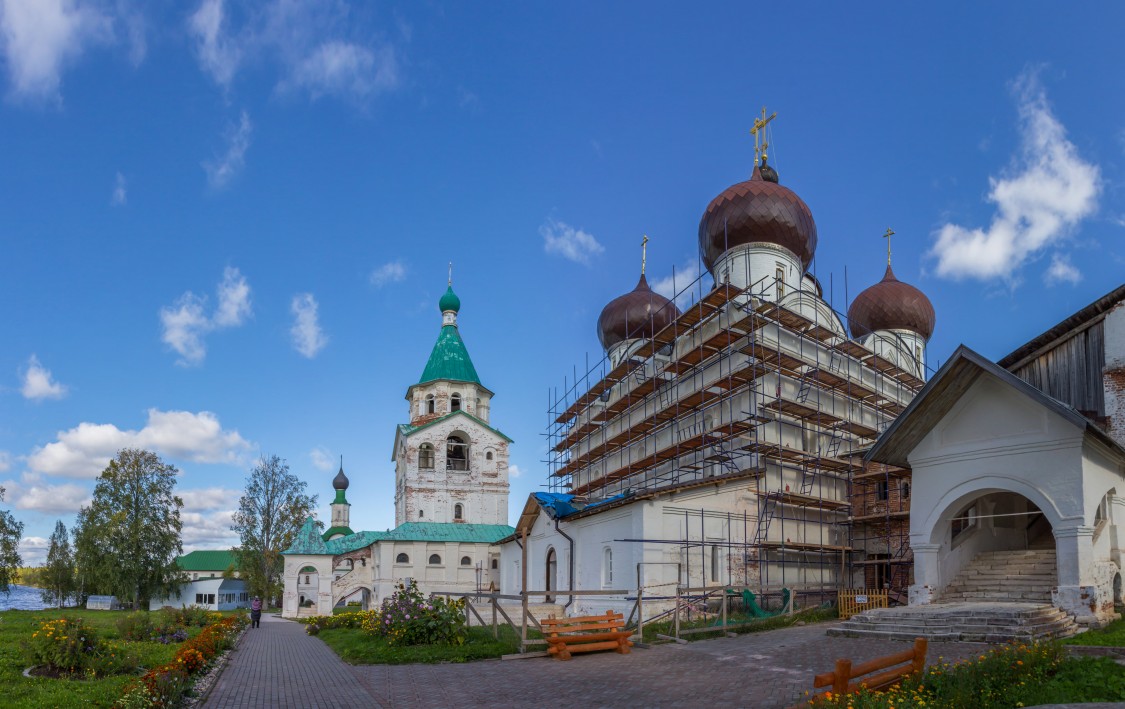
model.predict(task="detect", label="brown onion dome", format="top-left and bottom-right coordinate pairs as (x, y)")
top-left (698, 161), bottom-right (818, 272)
top-left (597, 274), bottom-right (680, 351)
top-left (847, 265), bottom-right (936, 341)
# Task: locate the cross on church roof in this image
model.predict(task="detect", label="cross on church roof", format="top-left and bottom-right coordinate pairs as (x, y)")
top-left (750, 106), bottom-right (777, 166)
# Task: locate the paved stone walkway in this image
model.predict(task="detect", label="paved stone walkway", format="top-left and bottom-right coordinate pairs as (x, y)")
top-left (205, 614), bottom-right (379, 708)
top-left (207, 616), bottom-right (989, 709)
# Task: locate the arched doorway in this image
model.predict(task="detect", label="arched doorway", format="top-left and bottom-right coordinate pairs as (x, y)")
top-left (297, 565), bottom-right (319, 611)
top-left (929, 490), bottom-right (1057, 603)
top-left (545, 548), bottom-right (557, 603)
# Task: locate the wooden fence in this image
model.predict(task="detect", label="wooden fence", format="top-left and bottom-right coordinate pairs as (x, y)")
top-left (837, 589), bottom-right (888, 619)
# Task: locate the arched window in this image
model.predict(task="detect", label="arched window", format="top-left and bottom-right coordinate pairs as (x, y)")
top-left (429, 554), bottom-right (442, 565)
top-left (446, 434), bottom-right (469, 471)
top-left (454, 503), bottom-right (464, 520)
top-left (451, 393), bottom-right (462, 412)
top-left (418, 509), bottom-right (424, 518)
top-left (425, 394), bottom-right (435, 414)
top-left (460, 556), bottom-right (472, 566)
top-left (396, 553), bottom-right (409, 564)
top-left (491, 558), bottom-right (498, 570)
top-left (418, 443), bottom-right (435, 469)
top-left (486, 451), bottom-right (494, 461)
top-left (305, 575), bottom-right (310, 584)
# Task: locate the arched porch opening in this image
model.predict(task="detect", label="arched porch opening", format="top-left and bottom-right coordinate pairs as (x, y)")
top-left (926, 489), bottom-right (1058, 602)
top-left (545, 548), bottom-right (557, 603)
top-left (297, 565), bottom-right (320, 609)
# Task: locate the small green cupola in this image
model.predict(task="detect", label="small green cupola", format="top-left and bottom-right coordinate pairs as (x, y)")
top-left (418, 282), bottom-right (482, 386)
top-left (439, 285), bottom-right (461, 314)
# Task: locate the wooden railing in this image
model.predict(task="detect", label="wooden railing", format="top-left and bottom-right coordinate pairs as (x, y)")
top-left (837, 588), bottom-right (888, 619)
top-left (808, 637), bottom-right (928, 701)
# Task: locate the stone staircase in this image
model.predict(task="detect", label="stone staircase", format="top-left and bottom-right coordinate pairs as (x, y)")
top-left (828, 601), bottom-right (1079, 642)
top-left (941, 549), bottom-right (1056, 603)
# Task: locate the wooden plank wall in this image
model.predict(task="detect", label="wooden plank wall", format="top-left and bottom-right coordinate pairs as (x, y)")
top-left (1009, 321), bottom-right (1105, 418)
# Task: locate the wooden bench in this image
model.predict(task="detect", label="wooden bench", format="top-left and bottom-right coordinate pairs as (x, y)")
top-left (801, 638), bottom-right (928, 705)
top-left (541, 611), bottom-right (633, 661)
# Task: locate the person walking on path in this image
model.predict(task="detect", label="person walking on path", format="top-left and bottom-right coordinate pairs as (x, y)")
top-left (250, 597), bottom-right (262, 629)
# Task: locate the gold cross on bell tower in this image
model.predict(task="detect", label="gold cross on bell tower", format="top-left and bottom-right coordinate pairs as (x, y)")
top-left (641, 235), bottom-right (649, 276)
top-left (883, 228), bottom-right (895, 267)
top-left (750, 106), bottom-right (777, 166)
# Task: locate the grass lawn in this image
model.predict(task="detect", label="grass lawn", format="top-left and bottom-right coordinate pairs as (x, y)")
top-left (318, 626), bottom-right (524, 664)
top-left (0, 609), bottom-right (202, 708)
top-left (639, 605), bottom-right (837, 642)
top-left (1062, 616), bottom-right (1125, 646)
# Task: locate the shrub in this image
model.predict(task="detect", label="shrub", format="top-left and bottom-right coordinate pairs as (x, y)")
top-left (306, 623), bottom-right (320, 636)
top-left (25, 616), bottom-right (135, 678)
top-left (300, 610), bottom-right (374, 630)
top-left (160, 605), bottom-right (212, 628)
top-left (367, 580), bottom-right (466, 647)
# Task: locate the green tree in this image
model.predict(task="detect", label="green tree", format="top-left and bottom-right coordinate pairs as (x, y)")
top-left (41, 520), bottom-right (76, 608)
top-left (74, 449), bottom-right (185, 610)
top-left (232, 455), bottom-right (318, 606)
top-left (0, 486), bottom-right (23, 594)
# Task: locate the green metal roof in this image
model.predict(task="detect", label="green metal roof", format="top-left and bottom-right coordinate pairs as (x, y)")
top-left (418, 325), bottom-right (480, 385)
top-left (377, 522), bottom-right (515, 544)
top-left (397, 410), bottom-right (513, 443)
top-left (176, 550), bottom-right (237, 572)
top-left (283, 517), bottom-right (328, 555)
top-left (322, 525), bottom-right (354, 541)
top-left (289, 522), bottom-right (515, 557)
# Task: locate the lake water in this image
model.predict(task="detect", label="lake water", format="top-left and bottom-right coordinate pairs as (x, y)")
top-left (0, 585), bottom-right (48, 611)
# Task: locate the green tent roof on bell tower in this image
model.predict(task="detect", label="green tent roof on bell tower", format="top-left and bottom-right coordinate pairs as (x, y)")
top-left (418, 285), bottom-right (481, 385)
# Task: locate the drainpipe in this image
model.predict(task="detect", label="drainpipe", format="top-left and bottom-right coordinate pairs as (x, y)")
top-left (554, 518), bottom-right (576, 610)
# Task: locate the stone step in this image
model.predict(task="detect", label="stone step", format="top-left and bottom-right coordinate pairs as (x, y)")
top-left (829, 602), bottom-right (1079, 642)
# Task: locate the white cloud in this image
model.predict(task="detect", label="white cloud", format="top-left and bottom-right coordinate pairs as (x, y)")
top-left (290, 293), bottom-right (327, 359)
top-left (160, 292), bottom-right (210, 366)
top-left (509, 464), bottom-right (522, 479)
top-left (541, 217), bottom-right (604, 265)
top-left (181, 508), bottom-right (238, 552)
top-left (180, 486), bottom-right (240, 511)
top-left (283, 40), bottom-right (398, 101)
top-left (5, 480), bottom-right (89, 514)
top-left (0, 451), bottom-right (10, 473)
top-left (204, 110), bottom-right (252, 189)
top-left (309, 446), bottom-right (334, 472)
top-left (369, 260), bottom-right (406, 287)
top-left (18, 535), bottom-right (49, 565)
top-left (651, 259), bottom-right (712, 309)
top-left (111, 171), bottom-right (126, 205)
top-left (1044, 253), bottom-right (1082, 286)
top-left (188, 0), bottom-right (240, 88)
top-left (160, 267), bottom-right (252, 366)
top-left (929, 70), bottom-right (1101, 283)
top-left (213, 266), bottom-right (251, 327)
top-left (26, 408), bottom-right (252, 479)
top-left (21, 354), bottom-right (67, 400)
top-left (0, 0), bottom-right (112, 102)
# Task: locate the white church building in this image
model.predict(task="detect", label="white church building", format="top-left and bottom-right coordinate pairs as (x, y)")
top-left (281, 284), bottom-right (514, 618)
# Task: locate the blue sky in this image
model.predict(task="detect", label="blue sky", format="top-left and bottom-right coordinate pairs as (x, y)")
top-left (2, 1), bottom-right (1123, 564)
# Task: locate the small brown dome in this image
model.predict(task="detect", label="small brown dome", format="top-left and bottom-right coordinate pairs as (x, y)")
top-left (597, 275), bottom-right (680, 351)
top-left (848, 265), bottom-right (936, 341)
top-left (698, 163), bottom-right (818, 273)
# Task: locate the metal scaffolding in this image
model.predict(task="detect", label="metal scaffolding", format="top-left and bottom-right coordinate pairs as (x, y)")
top-left (544, 256), bottom-right (931, 601)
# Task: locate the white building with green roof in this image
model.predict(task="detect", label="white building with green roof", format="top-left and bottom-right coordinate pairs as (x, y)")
top-left (281, 284), bottom-right (514, 617)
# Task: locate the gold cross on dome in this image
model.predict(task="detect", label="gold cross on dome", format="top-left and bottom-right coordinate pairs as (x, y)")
top-left (641, 235), bottom-right (649, 276)
top-left (883, 228), bottom-right (895, 266)
top-left (750, 106), bottom-right (777, 165)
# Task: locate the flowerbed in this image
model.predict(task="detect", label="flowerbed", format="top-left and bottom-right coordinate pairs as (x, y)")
top-left (25, 616), bottom-right (137, 679)
top-left (116, 614), bottom-right (247, 708)
top-left (811, 640), bottom-right (1125, 708)
top-left (302, 580), bottom-right (466, 647)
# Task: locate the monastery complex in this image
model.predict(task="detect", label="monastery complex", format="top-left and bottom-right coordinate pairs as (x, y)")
top-left (281, 118), bottom-right (1125, 637)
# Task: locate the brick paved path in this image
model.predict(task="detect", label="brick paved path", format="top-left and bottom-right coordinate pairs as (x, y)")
top-left (208, 617), bottom-right (988, 709)
top-left (205, 614), bottom-right (380, 708)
